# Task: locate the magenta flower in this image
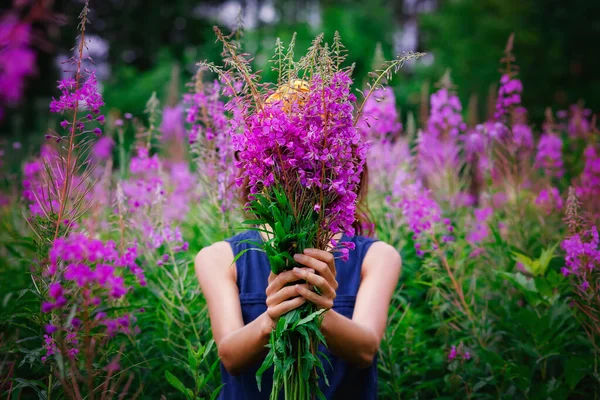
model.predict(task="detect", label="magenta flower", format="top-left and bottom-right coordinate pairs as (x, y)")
top-left (566, 103), bottom-right (592, 138)
top-left (511, 123), bottom-right (534, 150)
top-left (49, 71), bottom-right (104, 115)
top-left (91, 136), bottom-right (114, 160)
top-left (357, 86), bottom-right (402, 141)
top-left (467, 207), bottom-right (493, 244)
top-left (388, 179), bottom-right (447, 253)
top-left (576, 145), bottom-right (600, 202)
top-left (0, 15), bottom-right (37, 118)
top-left (535, 133), bottom-right (564, 179)
top-left (495, 74), bottom-right (523, 119)
top-left (41, 233), bottom-right (143, 362)
top-left (448, 345), bottom-right (457, 361)
top-left (562, 226), bottom-right (599, 277)
top-left (535, 187), bottom-right (563, 214)
top-left (161, 104), bottom-right (185, 141)
top-left (235, 72), bottom-right (368, 236)
top-left (427, 88), bottom-right (466, 138)
top-left (417, 86), bottom-right (464, 183)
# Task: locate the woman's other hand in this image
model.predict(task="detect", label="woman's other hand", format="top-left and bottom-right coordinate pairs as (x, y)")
top-left (265, 268), bottom-right (313, 325)
top-left (292, 249), bottom-right (338, 310)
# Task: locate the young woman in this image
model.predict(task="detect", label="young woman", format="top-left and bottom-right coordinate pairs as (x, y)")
top-left (195, 173), bottom-right (402, 399)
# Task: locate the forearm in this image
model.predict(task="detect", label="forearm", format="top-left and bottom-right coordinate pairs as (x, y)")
top-left (321, 310), bottom-right (379, 368)
top-left (218, 312), bottom-right (272, 375)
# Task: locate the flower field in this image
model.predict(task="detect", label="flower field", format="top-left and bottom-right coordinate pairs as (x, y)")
top-left (1, 3), bottom-right (600, 400)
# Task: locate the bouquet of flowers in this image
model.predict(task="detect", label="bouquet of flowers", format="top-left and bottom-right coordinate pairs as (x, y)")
top-left (201, 28), bottom-right (421, 399)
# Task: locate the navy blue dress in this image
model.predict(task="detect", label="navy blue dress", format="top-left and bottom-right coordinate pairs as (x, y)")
top-left (220, 230), bottom-right (379, 400)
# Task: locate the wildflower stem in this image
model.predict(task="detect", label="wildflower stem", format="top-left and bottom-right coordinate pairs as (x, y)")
top-left (54, 2), bottom-right (89, 242)
top-left (354, 52), bottom-right (424, 127)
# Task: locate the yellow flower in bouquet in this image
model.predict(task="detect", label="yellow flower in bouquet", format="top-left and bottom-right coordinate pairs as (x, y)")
top-left (266, 79), bottom-right (310, 111)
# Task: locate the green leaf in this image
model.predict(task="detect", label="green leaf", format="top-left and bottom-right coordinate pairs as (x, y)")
top-left (497, 271), bottom-right (537, 292)
top-left (256, 350), bottom-right (275, 391)
top-left (293, 309), bottom-right (327, 329)
top-left (210, 383), bottom-right (226, 400)
top-left (202, 339), bottom-right (215, 359)
top-left (186, 340), bottom-right (198, 373)
top-left (165, 371), bottom-right (189, 397)
top-left (472, 376), bottom-right (494, 392)
top-left (565, 357), bottom-right (589, 389)
top-left (12, 378), bottom-right (48, 400)
top-left (538, 243), bottom-right (559, 275)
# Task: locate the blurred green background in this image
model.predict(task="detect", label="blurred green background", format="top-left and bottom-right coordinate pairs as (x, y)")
top-left (2, 0), bottom-right (600, 144)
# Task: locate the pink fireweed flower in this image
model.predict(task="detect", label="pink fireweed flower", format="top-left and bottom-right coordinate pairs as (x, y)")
top-left (576, 145), bottom-right (600, 203)
top-left (357, 86), bottom-right (408, 192)
top-left (22, 145), bottom-right (91, 218)
top-left (448, 344), bottom-right (472, 362)
top-left (184, 79), bottom-right (238, 212)
top-left (426, 87), bottom-right (466, 139)
top-left (49, 71), bottom-right (104, 116)
top-left (566, 103), bottom-right (592, 138)
top-left (357, 86), bottom-right (402, 141)
top-left (161, 104), bottom-right (185, 141)
top-left (495, 74), bottom-right (523, 120)
top-left (467, 207), bottom-right (493, 244)
top-left (41, 233), bottom-right (143, 362)
top-left (561, 226), bottom-right (599, 284)
top-left (448, 345), bottom-right (457, 361)
top-left (91, 136), bottom-right (114, 161)
top-left (416, 130), bottom-right (461, 179)
top-left (511, 123), bottom-right (534, 151)
top-left (462, 127), bottom-right (486, 161)
top-left (417, 86), bottom-right (464, 182)
top-left (235, 72), bottom-right (368, 236)
top-left (184, 79), bottom-right (230, 144)
top-left (535, 133), bottom-right (564, 179)
top-left (389, 180), bottom-right (446, 252)
top-left (356, 86), bottom-right (410, 192)
top-left (122, 147), bottom-right (198, 225)
top-left (0, 15), bottom-right (36, 118)
top-left (535, 187), bottom-right (563, 215)
top-left (41, 334), bottom-right (58, 362)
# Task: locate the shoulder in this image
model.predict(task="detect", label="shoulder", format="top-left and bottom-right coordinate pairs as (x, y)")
top-left (194, 241), bottom-right (235, 280)
top-left (362, 241), bottom-right (402, 277)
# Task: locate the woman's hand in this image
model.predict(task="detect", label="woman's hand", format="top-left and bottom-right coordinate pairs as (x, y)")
top-left (292, 249), bottom-right (338, 310)
top-left (265, 268), bottom-right (313, 325)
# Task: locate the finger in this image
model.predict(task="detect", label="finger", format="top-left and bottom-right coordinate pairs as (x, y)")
top-left (266, 284), bottom-right (309, 306)
top-left (292, 267), bottom-right (335, 297)
top-left (266, 268), bottom-right (314, 295)
top-left (293, 253), bottom-right (336, 288)
top-left (269, 296), bottom-right (306, 320)
top-left (303, 248), bottom-right (336, 277)
top-left (296, 284), bottom-right (333, 310)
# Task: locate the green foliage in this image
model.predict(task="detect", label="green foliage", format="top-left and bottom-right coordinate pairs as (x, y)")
top-left (242, 188), bottom-right (327, 399)
top-left (420, 0), bottom-right (600, 122)
top-left (163, 340), bottom-right (223, 400)
top-left (243, 188), bottom-right (319, 274)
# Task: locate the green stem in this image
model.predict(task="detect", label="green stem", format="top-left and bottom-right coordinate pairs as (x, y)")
top-left (48, 371), bottom-right (53, 400)
top-left (297, 337), bottom-right (302, 399)
top-left (118, 128), bottom-right (126, 180)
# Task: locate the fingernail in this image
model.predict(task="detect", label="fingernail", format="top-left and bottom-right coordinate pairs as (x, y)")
top-left (293, 254), bottom-right (301, 261)
top-left (293, 267), bottom-right (301, 274)
top-left (295, 284), bottom-right (300, 291)
top-left (308, 268), bottom-right (314, 273)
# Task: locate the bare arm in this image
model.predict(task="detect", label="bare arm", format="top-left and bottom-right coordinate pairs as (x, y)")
top-left (195, 242), bottom-right (312, 375)
top-left (293, 242), bottom-right (402, 368)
